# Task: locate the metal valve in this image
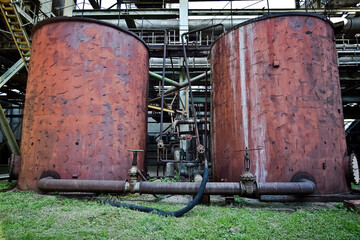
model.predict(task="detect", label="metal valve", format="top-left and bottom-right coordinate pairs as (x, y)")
top-left (128, 149), bottom-right (144, 166)
top-left (196, 144), bottom-right (205, 154)
top-left (127, 149), bottom-right (144, 193)
top-left (157, 139), bottom-right (164, 149)
top-left (235, 147), bottom-right (262, 173)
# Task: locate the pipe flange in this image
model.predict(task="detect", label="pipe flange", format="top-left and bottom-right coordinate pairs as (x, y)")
top-left (291, 172), bottom-right (316, 183)
top-left (40, 170), bottom-right (61, 180)
top-left (240, 172), bottom-right (256, 182)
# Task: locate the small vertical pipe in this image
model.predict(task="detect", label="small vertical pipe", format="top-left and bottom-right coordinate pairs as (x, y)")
top-left (230, 0), bottom-right (233, 28)
top-left (181, 34), bottom-right (201, 147)
top-left (117, 3), bottom-right (121, 26)
top-left (204, 70), bottom-right (208, 156)
top-left (159, 30), bottom-right (167, 141)
top-left (81, 0), bottom-right (85, 17)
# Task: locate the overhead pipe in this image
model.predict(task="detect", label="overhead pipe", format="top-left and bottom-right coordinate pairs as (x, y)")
top-left (334, 17), bottom-right (360, 37)
top-left (328, 0), bottom-right (360, 8)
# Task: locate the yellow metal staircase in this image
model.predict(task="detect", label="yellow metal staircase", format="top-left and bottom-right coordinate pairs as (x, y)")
top-left (0, 0), bottom-right (31, 72)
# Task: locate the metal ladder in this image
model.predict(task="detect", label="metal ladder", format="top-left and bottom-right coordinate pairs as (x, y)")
top-left (0, 0), bottom-right (31, 72)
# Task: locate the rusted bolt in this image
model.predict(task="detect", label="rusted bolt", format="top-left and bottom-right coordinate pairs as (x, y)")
top-left (322, 162), bottom-right (327, 169)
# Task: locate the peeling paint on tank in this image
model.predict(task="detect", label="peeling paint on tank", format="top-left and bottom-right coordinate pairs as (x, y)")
top-left (239, 27), bottom-right (249, 149)
top-left (246, 23), bottom-right (268, 183)
top-left (211, 14), bottom-right (350, 194)
top-left (18, 17), bottom-right (149, 192)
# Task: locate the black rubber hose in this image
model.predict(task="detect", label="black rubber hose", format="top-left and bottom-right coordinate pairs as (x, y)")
top-left (153, 194), bottom-right (172, 199)
top-left (100, 166), bottom-right (209, 217)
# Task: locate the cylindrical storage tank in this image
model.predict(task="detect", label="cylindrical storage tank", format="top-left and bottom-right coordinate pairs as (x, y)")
top-left (211, 13), bottom-right (350, 194)
top-left (18, 17), bottom-right (149, 191)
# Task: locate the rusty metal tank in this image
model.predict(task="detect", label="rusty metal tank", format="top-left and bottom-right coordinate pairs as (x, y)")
top-left (17, 17), bottom-right (149, 191)
top-left (211, 13), bottom-right (350, 194)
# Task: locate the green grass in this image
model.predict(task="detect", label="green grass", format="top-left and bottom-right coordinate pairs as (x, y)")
top-left (352, 183), bottom-right (360, 191)
top-left (0, 181), bottom-right (360, 240)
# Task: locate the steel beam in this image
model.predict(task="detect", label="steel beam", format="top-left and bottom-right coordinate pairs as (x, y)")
top-left (0, 59), bottom-right (24, 89)
top-left (72, 8), bottom-right (360, 19)
top-left (149, 71), bottom-right (179, 87)
top-left (72, 9), bottom-right (179, 19)
top-left (0, 104), bottom-right (20, 155)
top-left (88, 0), bottom-right (101, 9)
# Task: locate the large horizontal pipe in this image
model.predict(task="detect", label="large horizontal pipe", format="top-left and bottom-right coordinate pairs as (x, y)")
top-left (38, 177), bottom-right (316, 196)
top-left (38, 177), bottom-right (127, 193)
top-left (258, 180), bottom-right (316, 195)
top-left (139, 182), bottom-right (242, 195)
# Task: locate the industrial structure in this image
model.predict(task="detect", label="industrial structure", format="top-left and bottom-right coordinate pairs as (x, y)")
top-left (0, 0), bottom-right (360, 211)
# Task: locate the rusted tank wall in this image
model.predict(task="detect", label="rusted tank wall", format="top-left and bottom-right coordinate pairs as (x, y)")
top-left (18, 17), bottom-right (149, 191)
top-left (211, 13), bottom-right (350, 194)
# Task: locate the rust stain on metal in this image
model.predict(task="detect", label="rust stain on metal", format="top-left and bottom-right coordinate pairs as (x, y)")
top-left (211, 14), bottom-right (350, 194)
top-left (18, 18), bottom-right (149, 191)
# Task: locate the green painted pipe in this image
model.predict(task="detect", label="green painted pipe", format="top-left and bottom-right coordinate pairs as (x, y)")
top-left (0, 104), bottom-right (20, 155)
top-left (164, 70), bottom-right (211, 95)
top-left (149, 71), bottom-right (179, 87)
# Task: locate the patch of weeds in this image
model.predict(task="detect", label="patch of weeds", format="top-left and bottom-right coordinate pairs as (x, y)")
top-left (1, 190), bottom-right (360, 239)
top-left (235, 196), bottom-right (248, 207)
top-left (148, 177), bottom-right (177, 182)
top-left (351, 183), bottom-right (360, 191)
top-left (334, 202), bottom-right (346, 209)
top-left (149, 171), bottom-right (179, 182)
top-left (0, 180), bottom-right (16, 190)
